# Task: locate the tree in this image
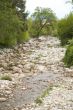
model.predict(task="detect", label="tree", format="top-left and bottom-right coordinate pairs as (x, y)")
top-left (0, 0), bottom-right (28, 46)
top-left (12, 0), bottom-right (28, 20)
top-left (29, 7), bottom-right (57, 37)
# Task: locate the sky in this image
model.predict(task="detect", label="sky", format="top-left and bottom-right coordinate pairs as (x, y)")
top-left (26, 0), bottom-right (72, 19)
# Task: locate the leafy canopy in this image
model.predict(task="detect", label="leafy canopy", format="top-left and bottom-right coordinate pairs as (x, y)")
top-left (0, 0), bottom-right (28, 47)
top-left (28, 7), bottom-right (57, 37)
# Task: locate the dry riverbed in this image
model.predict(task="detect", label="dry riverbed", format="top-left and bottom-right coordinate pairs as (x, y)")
top-left (0, 36), bottom-right (73, 110)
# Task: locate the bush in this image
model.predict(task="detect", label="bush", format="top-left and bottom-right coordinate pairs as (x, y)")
top-left (64, 43), bottom-right (73, 67)
top-left (0, 1), bottom-right (27, 47)
top-left (21, 31), bottom-right (30, 42)
top-left (51, 29), bottom-right (58, 37)
top-left (58, 13), bottom-right (73, 45)
top-left (0, 10), bottom-right (25, 47)
top-left (35, 97), bottom-right (43, 105)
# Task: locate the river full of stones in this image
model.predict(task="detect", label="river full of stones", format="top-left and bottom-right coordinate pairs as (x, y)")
top-left (0, 36), bottom-right (73, 110)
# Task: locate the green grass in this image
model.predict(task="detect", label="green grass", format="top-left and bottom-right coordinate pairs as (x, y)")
top-left (1, 75), bottom-right (12, 81)
top-left (35, 97), bottom-right (43, 105)
top-left (41, 86), bottom-right (53, 98)
top-left (35, 85), bottom-right (53, 105)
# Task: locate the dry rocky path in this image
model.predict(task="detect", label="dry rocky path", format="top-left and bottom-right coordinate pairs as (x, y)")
top-left (0, 36), bottom-right (73, 110)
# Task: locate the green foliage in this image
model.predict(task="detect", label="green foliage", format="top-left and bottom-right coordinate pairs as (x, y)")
top-left (35, 86), bottom-right (53, 105)
top-left (12, 0), bottom-right (28, 20)
top-left (58, 11), bottom-right (73, 67)
top-left (21, 31), bottom-right (30, 42)
top-left (1, 75), bottom-right (12, 81)
top-left (64, 43), bottom-right (73, 67)
top-left (0, 0), bottom-right (28, 47)
top-left (58, 13), bottom-right (73, 45)
top-left (28, 7), bottom-right (57, 37)
top-left (35, 97), bottom-right (43, 105)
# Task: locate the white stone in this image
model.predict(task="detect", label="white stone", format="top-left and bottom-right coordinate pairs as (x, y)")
top-left (0, 97), bottom-right (7, 102)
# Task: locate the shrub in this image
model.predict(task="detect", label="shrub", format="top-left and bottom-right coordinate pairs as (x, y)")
top-left (51, 29), bottom-right (58, 37)
top-left (17, 31), bottom-right (30, 43)
top-left (58, 13), bottom-right (73, 45)
top-left (22, 31), bottom-right (30, 42)
top-left (1, 75), bottom-right (12, 81)
top-left (64, 43), bottom-right (73, 67)
top-left (35, 97), bottom-right (43, 105)
top-left (0, 1), bottom-right (27, 47)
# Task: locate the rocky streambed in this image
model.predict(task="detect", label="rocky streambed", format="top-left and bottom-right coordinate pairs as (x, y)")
top-left (0, 36), bottom-right (73, 110)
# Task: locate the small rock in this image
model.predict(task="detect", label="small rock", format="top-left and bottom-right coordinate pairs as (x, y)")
top-left (0, 97), bottom-right (7, 102)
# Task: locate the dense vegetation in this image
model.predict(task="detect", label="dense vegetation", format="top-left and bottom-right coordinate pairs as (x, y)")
top-left (0, 0), bottom-right (29, 47)
top-left (57, 0), bottom-right (73, 67)
top-left (58, 13), bottom-right (73, 67)
top-left (64, 42), bottom-right (73, 67)
top-left (58, 13), bottom-right (73, 46)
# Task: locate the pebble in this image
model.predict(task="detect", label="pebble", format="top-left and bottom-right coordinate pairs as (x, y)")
top-left (0, 97), bottom-right (7, 102)
top-left (0, 36), bottom-right (73, 110)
